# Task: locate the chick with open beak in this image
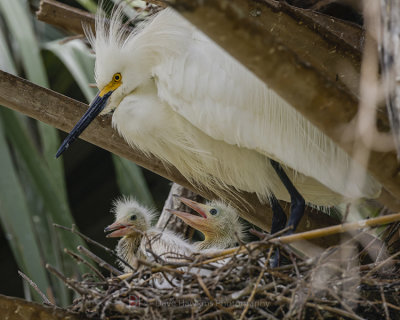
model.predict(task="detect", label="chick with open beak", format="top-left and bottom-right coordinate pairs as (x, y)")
top-left (105, 197), bottom-right (196, 273)
top-left (104, 197), bottom-right (155, 271)
top-left (168, 196), bottom-right (246, 250)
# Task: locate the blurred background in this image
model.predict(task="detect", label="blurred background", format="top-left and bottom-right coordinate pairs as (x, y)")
top-left (0, 0), bottom-right (171, 305)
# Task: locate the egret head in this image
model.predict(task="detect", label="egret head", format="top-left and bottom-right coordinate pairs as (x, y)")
top-left (168, 197), bottom-right (245, 249)
top-left (104, 197), bottom-right (155, 238)
top-left (55, 6), bottom-right (150, 158)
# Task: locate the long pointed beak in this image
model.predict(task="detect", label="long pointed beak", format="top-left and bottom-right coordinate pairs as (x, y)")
top-left (167, 209), bottom-right (213, 234)
top-left (173, 196), bottom-right (207, 218)
top-left (55, 90), bottom-right (113, 158)
top-left (168, 197), bottom-right (215, 234)
top-left (104, 221), bottom-right (131, 238)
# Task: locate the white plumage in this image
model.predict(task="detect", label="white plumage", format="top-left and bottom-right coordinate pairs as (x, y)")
top-left (105, 197), bottom-right (195, 272)
top-left (86, 7), bottom-right (380, 210)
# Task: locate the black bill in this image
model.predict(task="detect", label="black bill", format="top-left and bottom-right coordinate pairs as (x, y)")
top-left (55, 91), bottom-right (112, 158)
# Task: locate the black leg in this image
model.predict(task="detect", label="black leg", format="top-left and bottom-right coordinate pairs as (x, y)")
top-left (270, 159), bottom-right (305, 234)
top-left (269, 193), bottom-right (287, 268)
top-left (270, 194), bottom-right (287, 234)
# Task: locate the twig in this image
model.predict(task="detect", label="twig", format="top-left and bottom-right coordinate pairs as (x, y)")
top-left (64, 248), bottom-right (107, 281)
top-left (45, 264), bottom-right (86, 296)
top-left (268, 292), bottom-right (365, 320)
top-left (77, 245), bottom-right (123, 276)
top-left (18, 270), bottom-right (53, 305)
top-left (364, 250), bottom-right (400, 278)
top-left (271, 212), bottom-right (400, 244)
top-left (239, 259), bottom-right (269, 320)
top-left (54, 224), bottom-right (134, 271)
top-left (380, 285), bottom-right (390, 320)
top-left (197, 275), bottom-right (233, 315)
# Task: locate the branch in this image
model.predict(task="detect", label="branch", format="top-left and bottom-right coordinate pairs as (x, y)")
top-left (37, 0), bottom-right (95, 35)
top-left (0, 294), bottom-right (83, 320)
top-left (0, 70), bottom-right (340, 245)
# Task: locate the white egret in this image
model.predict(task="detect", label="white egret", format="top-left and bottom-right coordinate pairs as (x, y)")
top-left (168, 196), bottom-right (246, 250)
top-left (58, 6), bottom-right (381, 236)
top-left (104, 197), bottom-right (195, 272)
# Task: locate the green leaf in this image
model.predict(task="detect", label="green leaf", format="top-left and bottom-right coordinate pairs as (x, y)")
top-left (0, 0), bottom-right (69, 196)
top-left (112, 155), bottom-right (155, 207)
top-left (0, 0), bottom-right (48, 87)
top-left (44, 39), bottom-right (97, 102)
top-left (0, 119), bottom-right (52, 302)
top-left (0, 23), bottom-right (16, 74)
top-left (0, 109), bottom-right (86, 271)
top-left (75, 0), bottom-right (98, 13)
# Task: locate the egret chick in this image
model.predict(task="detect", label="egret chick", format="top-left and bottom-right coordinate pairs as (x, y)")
top-left (104, 197), bottom-right (155, 271)
top-left (168, 197), bottom-right (246, 250)
top-left (105, 197), bottom-right (195, 272)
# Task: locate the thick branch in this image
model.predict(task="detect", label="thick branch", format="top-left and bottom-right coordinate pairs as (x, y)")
top-left (0, 294), bottom-right (83, 320)
top-left (0, 70), bottom-right (340, 245)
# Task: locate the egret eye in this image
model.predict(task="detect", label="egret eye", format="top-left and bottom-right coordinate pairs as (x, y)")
top-left (209, 208), bottom-right (218, 215)
top-left (113, 73), bottom-right (121, 82)
top-left (130, 214), bottom-right (137, 221)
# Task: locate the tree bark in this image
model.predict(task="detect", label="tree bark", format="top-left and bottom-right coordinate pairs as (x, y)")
top-left (0, 294), bottom-right (84, 320)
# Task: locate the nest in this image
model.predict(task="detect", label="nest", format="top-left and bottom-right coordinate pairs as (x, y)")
top-left (42, 224), bottom-right (400, 320)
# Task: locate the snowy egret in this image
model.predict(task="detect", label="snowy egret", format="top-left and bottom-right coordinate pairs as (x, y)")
top-left (105, 197), bottom-right (194, 272)
top-left (168, 196), bottom-right (245, 250)
top-left (58, 7), bottom-right (381, 235)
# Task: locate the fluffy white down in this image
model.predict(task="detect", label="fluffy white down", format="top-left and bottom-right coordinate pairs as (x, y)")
top-left (112, 196), bottom-right (156, 227)
top-left (90, 8), bottom-right (381, 208)
top-left (111, 197), bottom-right (195, 272)
top-left (140, 228), bottom-right (195, 262)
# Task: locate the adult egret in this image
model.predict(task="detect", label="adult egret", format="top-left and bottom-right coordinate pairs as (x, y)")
top-left (168, 196), bottom-right (245, 250)
top-left (58, 7), bottom-right (381, 235)
top-left (104, 197), bottom-right (194, 272)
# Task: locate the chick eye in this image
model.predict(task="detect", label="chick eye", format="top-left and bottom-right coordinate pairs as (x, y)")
top-left (130, 214), bottom-right (137, 221)
top-left (113, 73), bottom-right (121, 82)
top-left (209, 208), bottom-right (218, 215)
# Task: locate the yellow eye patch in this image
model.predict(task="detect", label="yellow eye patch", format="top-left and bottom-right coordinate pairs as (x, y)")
top-left (99, 73), bottom-right (122, 97)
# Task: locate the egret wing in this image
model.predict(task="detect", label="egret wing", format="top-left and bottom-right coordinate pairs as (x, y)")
top-left (153, 25), bottom-right (380, 200)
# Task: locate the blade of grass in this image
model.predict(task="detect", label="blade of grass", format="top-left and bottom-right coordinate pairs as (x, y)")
top-left (0, 1), bottom-right (80, 304)
top-left (0, 109), bottom-right (87, 271)
top-left (0, 0), bottom-right (68, 198)
top-left (0, 24), bottom-right (16, 74)
top-left (75, 0), bottom-right (98, 13)
top-left (43, 39), bottom-right (97, 102)
top-left (113, 155), bottom-right (155, 207)
top-left (0, 1), bottom-right (47, 86)
top-left (0, 7), bottom-right (69, 304)
top-left (0, 120), bottom-right (52, 302)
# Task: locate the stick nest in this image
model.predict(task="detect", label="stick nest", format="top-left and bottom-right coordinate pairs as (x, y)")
top-left (48, 225), bottom-right (400, 320)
